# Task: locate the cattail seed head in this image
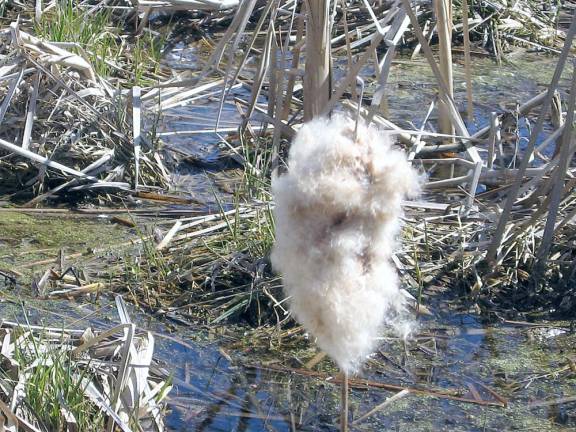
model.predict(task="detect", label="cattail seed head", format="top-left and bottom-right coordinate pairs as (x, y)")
top-left (271, 115), bottom-right (420, 373)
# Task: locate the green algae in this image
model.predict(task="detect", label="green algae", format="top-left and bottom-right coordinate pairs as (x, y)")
top-left (0, 211), bottom-right (126, 248)
top-left (0, 211), bottom-right (133, 285)
top-left (348, 327), bottom-right (576, 431)
top-left (382, 51), bottom-right (571, 130)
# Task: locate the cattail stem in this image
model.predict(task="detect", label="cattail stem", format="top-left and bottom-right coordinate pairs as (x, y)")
top-left (340, 370), bottom-right (349, 432)
top-left (462, 0), bottom-right (474, 122)
top-left (304, 0), bottom-right (331, 121)
top-left (434, 0), bottom-right (455, 139)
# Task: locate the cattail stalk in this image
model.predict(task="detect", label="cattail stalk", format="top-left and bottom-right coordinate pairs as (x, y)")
top-left (304, 0), bottom-right (331, 120)
top-left (434, 0), bottom-right (454, 139)
top-left (272, 115), bottom-right (419, 431)
top-left (341, 371), bottom-right (349, 432)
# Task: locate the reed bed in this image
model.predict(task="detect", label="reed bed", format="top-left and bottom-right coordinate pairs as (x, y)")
top-left (1, 0), bottom-right (574, 322)
top-left (0, 2), bottom-right (169, 203)
top-left (0, 0), bottom-right (570, 201)
top-left (0, 1), bottom-right (575, 427)
top-left (126, 0), bottom-right (575, 320)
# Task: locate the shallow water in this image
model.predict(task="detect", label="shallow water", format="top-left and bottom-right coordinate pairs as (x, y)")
top-left (146, 39), bottom-right (267, 209)
top-left (158, 318), bottom-right (575, 431)
top-left (2, 28), bottom-right (574, 432)
top-left (131, 46), bottom-right (576, 430)
top-left (157, 45), bottom-right (568, 209)
top-left (1, 210), bottom-right (574, 431)
top-left (2, 274), bottom-right (573, 431)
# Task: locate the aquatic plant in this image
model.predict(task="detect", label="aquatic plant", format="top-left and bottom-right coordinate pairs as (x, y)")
top-left (0, 298), bottom-right (170, 431)
top-left (271, 115), bottom-right (420, 374)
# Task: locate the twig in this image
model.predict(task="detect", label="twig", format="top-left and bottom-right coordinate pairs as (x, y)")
top-left (352, 389), bottom-right (410, 425)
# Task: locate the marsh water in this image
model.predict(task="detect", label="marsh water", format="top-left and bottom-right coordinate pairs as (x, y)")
top-left (1, 45), bottom-right (575, 431)
top-left (155, 43), bottom-right (571, 206)
top-left (1, 218), bottom-right (574, 431)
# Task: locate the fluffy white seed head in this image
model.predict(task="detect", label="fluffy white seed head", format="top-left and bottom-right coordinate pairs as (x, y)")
top-left (271, 115), bottom-right (420, 373)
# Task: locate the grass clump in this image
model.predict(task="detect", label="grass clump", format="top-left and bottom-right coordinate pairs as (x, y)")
top-left (3, 329), bottom-right (104, 431)
top-left (0, 314), bottom-right (170, 430)
top-left (104, 132), bottom-right (281, 325)
top-left (133, 30), bottom-right (166, 85)
top-left (212, 133), bottom-right (276, 263)
top-left (34, 0), bottom-right (119, 77)
top-left (34, 0), bottom-right (165, 84)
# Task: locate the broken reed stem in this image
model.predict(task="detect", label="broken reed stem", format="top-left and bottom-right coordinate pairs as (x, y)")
top-left (434, 0), bottom-right (455, 139)
top-left (487, 16), bottom-right (576, 263)
top-left (487, 112), bottom-right (500, 170)
top-left (462, 0), bottom-right (474, 122)
top-left (341, 370), bottom-right (349, 432)
top-left (536, 59), bottom-right (576, 266)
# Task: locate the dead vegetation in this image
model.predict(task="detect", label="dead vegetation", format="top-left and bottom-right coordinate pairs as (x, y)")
top-left (0, 2), bottom-right (170, 203)
top-left (118, 0), bottom-right (576, 320)
top-left (0, 0), bottom-right (573, 321)
top-left (0, 297), bottom-right (170, 431)
top-left (0, 0), bottom-right (575, 429)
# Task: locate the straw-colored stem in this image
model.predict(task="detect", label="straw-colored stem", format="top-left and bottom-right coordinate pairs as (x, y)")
top-left (536, 60), bottom-right (576, 266)
top-left (462, 0), bottom-right (474, 122)
top-left (304, 0), bottom-right (331, 121)
top-left (341, 370), bottom-right (349, 432)
top-left (487, 17), bottom-right (576, 263)
top-left (434, 0), bottom-right (454, 138)
top-left (341, 0), bottom-right (355, 100)
top-left (487, 112), bottom-right (500, 170)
